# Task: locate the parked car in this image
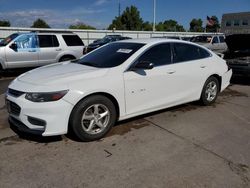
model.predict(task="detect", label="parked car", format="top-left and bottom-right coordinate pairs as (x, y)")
top-left (0, 31), bottom-right (84, 70)
top-left (6, 39), bottom-right (232, 141)
top-left (151, 36), bottom-right (182, 40)
top-left (191, 35), bottom-right (228, 54)
top-left (224, 34), bottom-right (250, 76)
top-left (84, 35), bottom-right (131, 53)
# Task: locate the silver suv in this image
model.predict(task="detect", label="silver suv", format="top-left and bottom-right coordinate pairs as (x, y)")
top-left (0, 31), bottom-right (84, 70)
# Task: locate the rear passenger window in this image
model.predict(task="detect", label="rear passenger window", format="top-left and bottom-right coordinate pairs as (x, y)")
top-left (212, 37), bottom-right (219, 44)
top-left (138, 43), bottom-right (172, 66)
top-left (219, 36), bottom-right (225, 43)
top-left (173, 43), bottom-right (210, 63)
top-left (62, 35), bottom-right (84, 46)
top-left (38, 35), bottom-right (59, 48)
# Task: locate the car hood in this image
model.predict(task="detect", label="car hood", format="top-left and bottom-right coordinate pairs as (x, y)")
top-left (17, 62), bottom-right (109, 86)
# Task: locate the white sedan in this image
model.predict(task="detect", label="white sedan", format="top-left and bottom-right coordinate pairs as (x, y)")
top-left (6, 39), bottom-right (232, 141)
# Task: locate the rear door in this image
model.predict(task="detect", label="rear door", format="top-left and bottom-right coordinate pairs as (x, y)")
top-left (169, 42), bottom-right (212, 102)
top-left (5, 33), bottom-right (39, 68)
top-left (37, 34), bottom-right (61, 66)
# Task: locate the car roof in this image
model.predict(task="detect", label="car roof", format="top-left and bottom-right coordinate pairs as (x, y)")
top-left (116, 38), bottom-right (187, 45)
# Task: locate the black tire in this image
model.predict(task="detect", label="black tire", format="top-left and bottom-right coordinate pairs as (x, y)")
top-left (59, 56), bottom-right (75, 62)
top-left (69, 95), bottom-right (117, 141)
top-left (200, 76), bottom-right (219, 106)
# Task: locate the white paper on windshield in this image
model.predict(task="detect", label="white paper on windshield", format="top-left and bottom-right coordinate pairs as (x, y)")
top-left (117, 49), bottom-right (133, 53)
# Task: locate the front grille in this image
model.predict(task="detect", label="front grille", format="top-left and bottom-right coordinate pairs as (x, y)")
top-left (7, 101), bottom-right (21, 116)
top-left (7, 88), bottom-right (25, 97)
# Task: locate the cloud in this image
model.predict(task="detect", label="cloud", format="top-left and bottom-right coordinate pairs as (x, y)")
top-left (94, 0), bottom-right (109, 6)
top-left (0, 8), bottom-right (107, 29)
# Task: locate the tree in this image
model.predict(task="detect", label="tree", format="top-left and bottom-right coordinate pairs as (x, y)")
top-left (69, 22), bottom-right (96, 30)
top-left (31, 18), bottom-right (50, 28)
top-left (0, 20), bottom-right (11, 27)
top-left (156, 19), bottom-right (185, 32)
top-left (206, 16), bottom-right (220, 32)
top-left (189, 18), bottom-right (204, 32)
top-left (142, 21), bottom-right (153, 31)
top-left (108, 5), bottom-right (143, 30)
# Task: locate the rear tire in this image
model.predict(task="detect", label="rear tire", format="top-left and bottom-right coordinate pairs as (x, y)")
top-left (69, 95), bottom-right (117, 141)
top-left (200, 76), bottom-right (219, 105)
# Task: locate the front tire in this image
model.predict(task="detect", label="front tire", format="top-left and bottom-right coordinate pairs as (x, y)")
top-left (200, 77), bottom-right (219, 105)
top-left (69, 95), bottom-right (117, 141)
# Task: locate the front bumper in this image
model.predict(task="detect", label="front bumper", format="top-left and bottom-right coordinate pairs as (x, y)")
top-left (6, 90), bottom-right (74, 136)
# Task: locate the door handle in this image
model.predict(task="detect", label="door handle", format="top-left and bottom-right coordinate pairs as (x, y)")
top-left (200, 65), bottom-right (207, 68)
top-left (28, 50), bottom-right (36, 52)
top-left (166, 70), bottom-right (176, 74)
top-left (56, 48), bottom-right (62, 51)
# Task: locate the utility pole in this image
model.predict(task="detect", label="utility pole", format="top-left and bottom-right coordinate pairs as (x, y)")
top-left (118, 0), bottom-right (121, 17)
top-left (153, 0), bottom-right (156, 32)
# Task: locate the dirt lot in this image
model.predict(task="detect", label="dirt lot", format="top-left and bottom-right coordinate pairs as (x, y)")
top-left (0, 75), bottom-right (250, 188)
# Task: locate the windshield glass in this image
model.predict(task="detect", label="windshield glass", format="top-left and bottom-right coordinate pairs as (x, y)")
top-left (0, 33), bottom-right (19, 46)
top-left (76, 42), bottom-right (145, 68)
top-left (99, 36), bottom-right (112, 43)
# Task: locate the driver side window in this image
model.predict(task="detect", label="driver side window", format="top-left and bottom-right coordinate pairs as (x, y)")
top-left (138, 43), bottom-right (172, 67)
top-left (15, 34), bottom-right (38, 51)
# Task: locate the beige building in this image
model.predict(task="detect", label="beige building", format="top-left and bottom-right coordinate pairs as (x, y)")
top-left (221, 12), bottom-right (250, 35)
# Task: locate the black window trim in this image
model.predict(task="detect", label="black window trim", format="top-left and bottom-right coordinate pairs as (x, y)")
top-left (126, 42), bottom-right (212, 71)
top-left (126, 42), bottom-right (174, 72)
top-left (171, 42), bottom-right (212, 64)
top-left (37, 34), bottom-right (60, 48)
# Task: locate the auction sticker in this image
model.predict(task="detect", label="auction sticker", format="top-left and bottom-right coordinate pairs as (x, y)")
top-left (117, 49), bottom-right (133, 53)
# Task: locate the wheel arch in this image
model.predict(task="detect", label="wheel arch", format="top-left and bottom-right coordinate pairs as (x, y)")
top-left (69, 92), bottom-right (120, 122)
top-left (58, 54), bottom-right (76, 62)
top-left (209, 74), bottom-right (222, 92)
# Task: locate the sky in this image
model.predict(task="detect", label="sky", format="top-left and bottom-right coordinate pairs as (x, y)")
top-left (0, 0), bottom-right (249, 30)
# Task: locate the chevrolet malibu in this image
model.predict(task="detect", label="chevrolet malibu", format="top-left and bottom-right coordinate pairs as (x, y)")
top-left (6, 39), bottom-right (232, 141)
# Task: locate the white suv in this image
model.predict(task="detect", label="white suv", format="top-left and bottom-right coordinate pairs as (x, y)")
top-left (0, 31), bottom-right (85, 70)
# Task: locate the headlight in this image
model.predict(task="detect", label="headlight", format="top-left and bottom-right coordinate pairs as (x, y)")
top-left (25, 90), bottom-right (68, 102)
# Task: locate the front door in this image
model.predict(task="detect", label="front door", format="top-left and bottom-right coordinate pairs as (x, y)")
top-left (123, 43), bottom-right (175, 115)
top-left (5, 33), bottom-right (39, 68)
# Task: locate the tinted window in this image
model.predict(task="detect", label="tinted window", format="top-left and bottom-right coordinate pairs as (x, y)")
top-left (62, 35), bottom-right (84, 46)
top-left (234, 20), bottom-right (240, 26)
top-left (173, 43), bottom-right (210, 63)
top-left (212, 36), bottom-right (219, 43)
top-left (38, 35), bottom-right (59, 48)
top-left (219, 36), bottom-right (225, 43)
top-left (226, 20), bottom-right (231, 26)
top-left (77, 42), bottom-right (144, 68)
top-left (242, 20), bottom-right (248, 26)
top-left (138, 43), bottom-right (172, 66)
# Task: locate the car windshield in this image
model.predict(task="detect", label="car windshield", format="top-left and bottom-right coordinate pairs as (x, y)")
top-left (76, 42), bottom-right (145, 68)
top-left (0, 33), bottom-right (19, 46)
top-left (99, 36), bottom-right (114, 43)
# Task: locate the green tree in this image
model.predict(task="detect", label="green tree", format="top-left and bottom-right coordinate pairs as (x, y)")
top-left (156, 19), bottom-right (185, 32)
top-left (206, 16), bottom-right (220, 32)
top-left (142, 21), bottom-right (153, 31)
top-left (189, 18), bottom-right (204, 32)
top-left (108, 5), bottom-right (143, 30)
top-left (31, 18), bottom-right (50, 28)
top-left (69, 22), bottom-right (96, 30)
top-left (0, 20), bottom-right (11, 27)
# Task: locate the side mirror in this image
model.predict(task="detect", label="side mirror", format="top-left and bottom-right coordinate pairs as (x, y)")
top-left (132, 61), bottom-right (154, 70)
top-left (10, 43), bottom-right (17, 51)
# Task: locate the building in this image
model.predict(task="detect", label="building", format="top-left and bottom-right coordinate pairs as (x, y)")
top-left (221, 12), bottom-right (250, 35)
